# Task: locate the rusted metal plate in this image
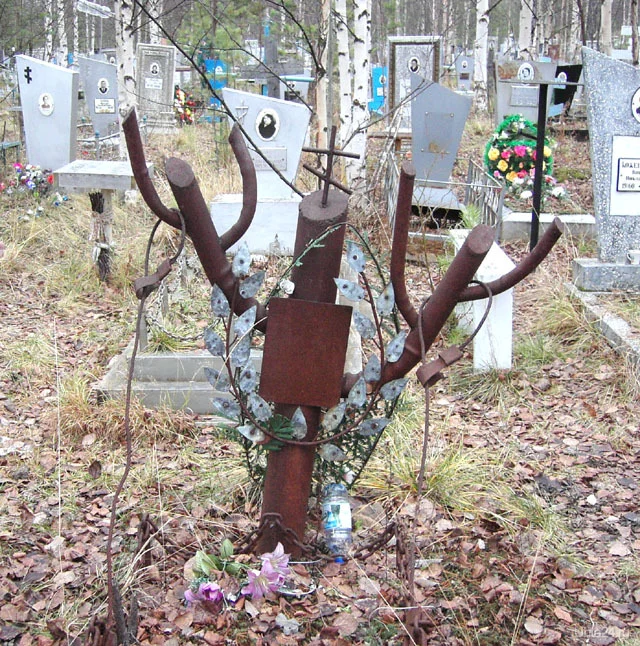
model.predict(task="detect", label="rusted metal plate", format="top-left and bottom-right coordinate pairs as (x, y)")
top-left (259, 297), bottom-right (352, 408)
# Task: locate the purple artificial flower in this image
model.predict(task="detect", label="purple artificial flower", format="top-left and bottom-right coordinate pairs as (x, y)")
top-left (184, 581), bottom-right (224, 606)
top-left (260, 542), bottom-right (290, 580)
top-left (241, 562), bottom-right (282, 599)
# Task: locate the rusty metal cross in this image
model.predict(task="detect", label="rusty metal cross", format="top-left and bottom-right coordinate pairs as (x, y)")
top-left (302, 126), bottom-right (359, 206)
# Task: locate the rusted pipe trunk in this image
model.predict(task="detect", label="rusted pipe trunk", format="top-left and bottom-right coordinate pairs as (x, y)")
top-left (257, 189), bottom-right (348, 556)
top-left (380, 225), bottom-right (495, 384)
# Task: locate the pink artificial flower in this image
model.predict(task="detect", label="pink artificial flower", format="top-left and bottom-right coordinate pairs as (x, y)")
top-left (501, 150), bottom-right (511, 160)
top-left (260, 542), bottom-right (290, 580)
top-left (242, 562), bottom-right (282, 599)
top-left (493, 171), bottom-right (501, 178)
top-left (531, 150), bottom-right (537, 160)
top-left (513, 145), bottom-right (527, 157)
top-left (517, 170), bottom-right (527, 178)
top-left (184, 581), bottom-right (224, 606)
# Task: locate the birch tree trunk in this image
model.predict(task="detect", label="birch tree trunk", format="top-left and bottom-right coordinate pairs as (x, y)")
top-left (56, 0), bottom-right (68, 64)
top-left (632, 0), bottom-right (638, 66)
top-left (73, 0), bottom-right (78, 64)
top-left (518, 0), bottom-right (534, 57)
top-left (600, 0), bottom-right (612, 56)
top-left (315, 0), bottom-right (331, 148)
top-left (346, 0), bottom-right (371, 189)
top-left (149, 0), bottom-right (163, 45)
top-left (474, 0), bottom-right (489, 111)
top-left (335, 0), bottom-right (351, 147)
top-left (115, 0), bottom-right (136, 159)
top-left (44, 0), bottom-right (54, 60)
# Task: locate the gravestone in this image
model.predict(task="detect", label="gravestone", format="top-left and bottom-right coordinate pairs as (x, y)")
top-left (135, 43), bottom-right (176, 132)
top-left (16, 55), bottom-right (78, 170)
top-left (573, 48), bottom-right (640, 291)
top-left (410, 76), bottom-right (471, 214)
top-left (455, 55), bottom-right (474, 92)
top-left (368, 66), bottom-right (388, 113)
top-left (388, 36), bottom-right (442, 131)
top-left (494, 59), bottom-right (556, 125)
top-left (411, 80), bottom-right (471, 184)
top-left (210, 88), bottom-right (311, 254)
top-left (78, 56), bottom-right (119, 137)
top-left (452, 230), bottom-right (516, 372)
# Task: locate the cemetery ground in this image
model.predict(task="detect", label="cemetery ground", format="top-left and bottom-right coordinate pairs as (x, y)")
top-left (0, 115), bottom-right (639, 646)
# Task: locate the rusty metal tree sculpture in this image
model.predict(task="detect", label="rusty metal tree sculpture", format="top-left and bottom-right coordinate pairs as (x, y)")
top-left (122, 109), bottom-right (564, 558)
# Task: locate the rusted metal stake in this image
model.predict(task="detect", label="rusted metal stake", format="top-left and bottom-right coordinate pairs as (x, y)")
top-left (257, 189), bottom-right (348, 556)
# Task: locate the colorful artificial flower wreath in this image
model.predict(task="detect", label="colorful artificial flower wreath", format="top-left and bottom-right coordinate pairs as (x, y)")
top-left (484, 115), bottom-right (565, 201)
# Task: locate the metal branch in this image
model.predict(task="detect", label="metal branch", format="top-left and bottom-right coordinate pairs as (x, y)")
top-left (122, 107), bottom-right (182, 230)
top-left (218, 123), bottom-right (258, 251)
top-left (164, 157), bottom-right (267, 330)
top-left (390, 161), bottom-right (419, 328)
top-left (379, 225), bottom-right (496, 385)
top-left (456, 218), bottom-right (566, 302)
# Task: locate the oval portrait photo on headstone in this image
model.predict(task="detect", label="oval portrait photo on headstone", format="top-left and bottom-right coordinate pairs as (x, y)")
top-left (256, 108), bottom-right (279, 141)
top-left (631, 87), bottom-right (640, 123)
top-left (517, 62), bottom-right (534, 82)
top-left (38, 92), bottom-right (54, 116)
top-left (98, 78), bottom-right (109, 95)
top-left (150, 62), bottom-right (160, 75)
top-left (408, 57), bottom-right (420, 73)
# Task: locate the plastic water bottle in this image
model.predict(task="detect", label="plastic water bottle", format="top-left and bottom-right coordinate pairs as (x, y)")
top-left (322, 483), bottom-right (352, 561)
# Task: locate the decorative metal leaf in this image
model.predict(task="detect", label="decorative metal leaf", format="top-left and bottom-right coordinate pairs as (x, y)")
top-left (321, 401), bottom-right (346, 431)
top-left (233, 306), bottom-right (257, 338)
top-left (380, 378), bottom-right (408, 400)
top-left (204, 328), bottom-right (225, 357)
top-left (291, 407), bottom-right (307, 439)
top-left (210, 284), bottom-right (231, 318)
top-left (230, 335), bottom-right (251, 369)
top-left (248, 393), bottom-right (272, 422)
top-left (236, 424), bottom-right (265, 444)
top-left (232, 242), bottom-right (251, 278)
top-left (334, 278), bottom-right (365, 302)
top-left (364, 354), bottom-right (381, 382)
top-left (353, 311), bottom-right (376, 339)
top-left (358, 417), bottom-right (391, 437)
top-left (238, 366), bottom-right (259, 392)
top-left (239, 271), bottom-right (265, 299)
top-left (346, 241), bottom-right (366, 274)
top-left (212, 397), bottom-right (241, 419)
top-left (279, 278), bottom-right (295, 295)
top-left (347, 376), bottom-right (367, 408)
top-left (203, 366), bottom-right (230, 392)
top-left (385, 330), bottom-right (407, 363)
top-left (318, 443), bottom-right (347, 462)
top-left (376, 283), bottom-right (395, 317)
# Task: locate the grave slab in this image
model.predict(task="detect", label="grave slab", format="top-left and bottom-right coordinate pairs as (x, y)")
top-left (388, 35), bottom-right (442, 131)
top-left (410, 79), bottom-right (471, 184)
top-left (213, 89), bottom-right (311, 254)
top-left (78, 56), bottom-right (119, 137)
top-left (500, 212), bottom-right (596, 242)
top-left (494, 59), bottom-right (556, 126)
top-left (16, 55), bottom-right (79, 170)
top-left (135, 43), bottom-right (176, 132)
top-left (455, 55), bottom-right (474, 92)
top-left (574, 47), bottom-right (640, 290)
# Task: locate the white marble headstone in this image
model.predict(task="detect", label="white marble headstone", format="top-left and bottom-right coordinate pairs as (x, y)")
top-left (78, 56), bottom-right (118, 137)
top-left (16, 56), bottom-right (78, 170)
top-left (135, 44), bottom-right (176, 130)
top-left (222, 88), bottom-right (311, 200)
